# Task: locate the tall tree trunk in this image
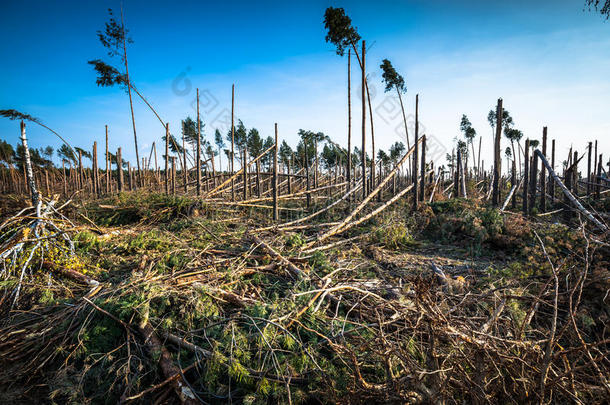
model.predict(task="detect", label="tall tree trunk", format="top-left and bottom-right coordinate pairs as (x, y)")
top-left (477, 136), bottom-right (482, 178)
top-left (492, 98), bottom-right (503, 206)
top-left (105, 125), bottom-right (110, 194)
top-left (540, 127), bottom-right (547, 212)
top-left (361, 40), bottom-right (366, 199)
top-left (182, 128), bottom-right (187, 193)
top-left (20, 121), bottom-right (39, 208)
top-left (231, 84), bottom-right (235, 201)
top-left (165, 123), bottom-right (169, 195)
top-left (273, 123), bottom-right (279, 221)
top-left (366, 75), bottom-right (375, 193)
top-left (470, 141), bottom-right (476, 173)
top-left (347, 49), bottom-right (352, 196)
top-left (120, 4), bottom-right (140, 186)
top-left (420, 135), bottom-right (426, 202)
top-left (218, 147), bottom-right (222, 173)
top-left (153, 141), bottom-right (159, 185)
top-left (396, 89), bottom-right (410, 150)
top-left (117, 147), bottom-right (124, 192)
top-left (550, 139), bottom-right (555, 203)
top-left (196, 88), bottom-right (202, 196)
top-left (523, 139), bottom-right (529, 215)
top-left (413, 94), bottom-right (419, 209)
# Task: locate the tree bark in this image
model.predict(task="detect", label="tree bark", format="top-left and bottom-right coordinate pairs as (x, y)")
top-left (413, 94), bottom-right (419, 209)
top-left (164, 123), bottom-right (169, 195)
top-left (231, 84), bottom-right (235, 201)
top-left (347, 49), bottom-right (352, 197)
top-left (117, 147), bottom-right (124, 192)
top-left (120, 4), bottom-right (140, 186)
top-left (492, 98), bottom-right (503, 206)
top-left (536, 149), bottom-right (607, 232)
top-left (273, 123), bottom-right (279, 221)
top-left (523, 139), bottom-right (529, 215)
top-left (420, 134), bottom-right (426, 201)
top-left (361, 40), bottom-right (366, 199)
top-left (20, 121), bottom-right (39, 208)
top-left (540, 128), bottom-right (547, 212)
top-left (105, 125), bottom-right (110, 194)
top-left (196, 88), bottom-right (202, 196)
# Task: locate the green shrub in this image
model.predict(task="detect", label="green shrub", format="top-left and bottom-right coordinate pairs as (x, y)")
top-left (285, 233), bottom-right (305, 249)
top-left (374, 222), bottom-right (415, 250)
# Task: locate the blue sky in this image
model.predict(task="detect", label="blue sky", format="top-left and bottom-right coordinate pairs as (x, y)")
top-left (1, 0), bottom-right (608, 170)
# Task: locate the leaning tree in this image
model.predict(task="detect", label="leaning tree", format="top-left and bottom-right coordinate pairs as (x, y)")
top-left (380, 59), bottom-right (410, 150)
top-left (88, 7), bottom-right (142, 181)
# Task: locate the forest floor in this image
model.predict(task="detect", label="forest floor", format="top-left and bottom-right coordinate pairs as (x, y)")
top-left (0, 191), bottom-right (608, 404)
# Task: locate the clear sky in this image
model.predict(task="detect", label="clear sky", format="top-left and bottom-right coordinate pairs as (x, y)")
top-left (1, 0), bottom-right (608, 171)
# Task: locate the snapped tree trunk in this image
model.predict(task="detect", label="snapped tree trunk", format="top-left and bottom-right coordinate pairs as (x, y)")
top-left (196, 88), bottom-right (202, 196)
top-left (492, 98), bottom-right (503, 206)
top-left (536, 149), bottom-right (607, 232)
top-left (20, 121), bottom-right (39, 208)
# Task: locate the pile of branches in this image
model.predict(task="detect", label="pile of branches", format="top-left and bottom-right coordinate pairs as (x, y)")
top-left (0, 183), bottom-right (608, 403)
top-left (0, 195), bottom-right (98, 307)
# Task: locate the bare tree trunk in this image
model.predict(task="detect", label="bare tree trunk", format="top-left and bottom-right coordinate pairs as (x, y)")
top-left (105, 125), bottom-right (110, 194)
top-left (573, 151), bottom-right (579, 196)
top-left (540, 127), bottom-right (547, 212)
top-left (243, 148), bottom-right (248, 200)
top-left (182, 128), bottom-right (187, 194)
top-left (77, 150), bottom-right (83, 190)
top-left (522, 139), bottom-right (529, 215)
top-left (117, 147), bottom-right (124, 192)
top-left (120, 4), bottom-right (140, 186)
top-left (366, 76), bottom-right (375, 194)
top-left (62, 161), bottom-right (67, 196)
top-left (420, 134), bottom-right (426, 202)
top-left (477, 136), bottom-right (482, 179)
top-left (93, 141), bottom-right (99, 197)
top-left (347, 49), bottom-right (352, 196)
top-left (209, 150), bottom-right (216, 189)
top-left (361, 40), bottom-right (366, 199)
top-left (164, 123), bottom-right (169, 195)
top-left (231, 84), bottom-right (235, 202)
top-left (471, 140), bottom-right (476, 173)
top-left (306, 147), bottom-right (311, 209)
top-left (20, 121), bottom-right (39, 208)
top-left (550, 139), bottom-right (555, 203)
top-left (587, 141), bottom-right (592, 196)
top-left (127, 162), bottom-right (132, 191)
top-left (536, 149), bottom-right (607, 232)
top-left (596, 154), bottom-right (602, 199)
top-left (273, 123), bottom-right (279, 221)
top-left (511, 159), bottom-right (517, 209)
top-left (153, 141), bottom-right (159, 185)
top-left (396, 90), bottom-right (410, 150)
top-left (492, 98), bottom-right (503, 206)
top-left (196, 88), bottom-right (202, 196)
top-left (287, 154), bottom-right (293, 194)
top-left (413, 94), bottom-right (419, 209)
top-left (314, 140), bottom-right (318, 189)
top-left (529, 150), bottom-right (538, 215)
top-left (594, 140), bottom-right (598, 193)
top-left (171, 157), bottom-right (176, 195)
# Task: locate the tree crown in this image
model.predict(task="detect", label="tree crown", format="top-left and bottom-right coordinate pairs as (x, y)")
top-left (380, 59), bottom-right (406, 93)
top-left (323, 7), bottom-right (361, 56)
